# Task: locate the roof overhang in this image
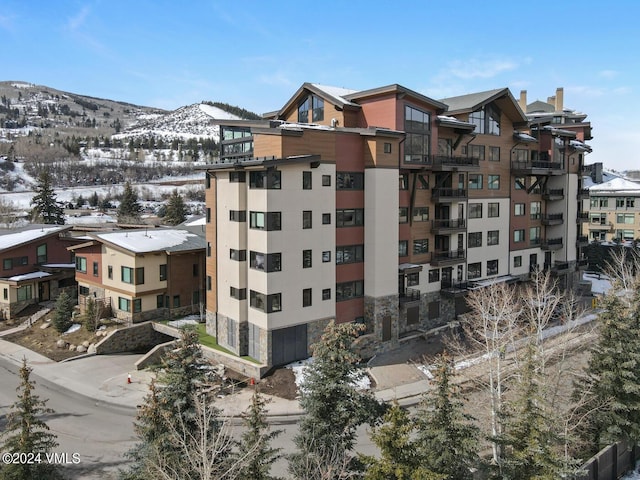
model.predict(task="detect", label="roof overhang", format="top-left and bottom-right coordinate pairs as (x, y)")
top-left (399, 263), bottom-right (424, 274)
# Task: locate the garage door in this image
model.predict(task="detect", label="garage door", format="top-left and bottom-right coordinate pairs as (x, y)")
top-left (271, 324), bottom-right (308, 367)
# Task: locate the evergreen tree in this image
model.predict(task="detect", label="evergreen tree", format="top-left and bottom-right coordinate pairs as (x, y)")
top-left (289, 321), bottom-right (385, 479)
top-left (573, 282), bottom-right (640, 455)
top-left (362, 402), bottom-right (443, 480)
top-left (52, 288), bottom-right (75, 334)
top-left (30, 170), bottom-right (64, 225)
top-left (117, 181), bottom-right (142, 223)
top-left (89, 191), bottom-right (99, 207)
top-left (238, 391), bottom-right (282, 480)
top-left (163, 189), bottom-right (187, 226)
top-left (0, 359), bottom-right (63, 480)
top-left (124, 327), bottom-right (231, 479)
top-left (496, 343), bottom-right (571, 480)
top-left (415, 353), bottom-right (479, 480)
top-left (83, 297), bottom-right (98, 332)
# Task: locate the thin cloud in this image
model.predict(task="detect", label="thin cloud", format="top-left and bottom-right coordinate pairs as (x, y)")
top-left (67, 5), bottom-right (90, 31)
top-left (447, 58), bottom-right (519, 80)
top-left (258, 71), bottom-right (295, 88)
top-left (598, 70), bottom-right (618, 79)
top-left (0, 13), bottom-right (15, 31)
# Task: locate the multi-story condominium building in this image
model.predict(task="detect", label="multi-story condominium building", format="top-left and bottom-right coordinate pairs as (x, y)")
top-left (203, 82), bottom-right (592, 370)
top-left (0, 225), bottom-right (79, 320)
top-left (68, 227), bottom-right (205, 323)
top-left (583, 177), bottom-right (640, 242)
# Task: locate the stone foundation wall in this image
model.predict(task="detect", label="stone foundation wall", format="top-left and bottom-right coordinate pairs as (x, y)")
top-left (95, 322), bottom-right (175, 354)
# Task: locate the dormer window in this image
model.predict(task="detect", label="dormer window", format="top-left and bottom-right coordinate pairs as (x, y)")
top-left (298, 95), bottom-right (324, 123)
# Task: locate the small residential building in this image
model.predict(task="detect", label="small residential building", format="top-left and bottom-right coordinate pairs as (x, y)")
top-left (0, 225), bottom-right (78, 320)
top-left (68, 227), bottom-right (206, 323)
top-left (584, 177), bottom-right (640, 242)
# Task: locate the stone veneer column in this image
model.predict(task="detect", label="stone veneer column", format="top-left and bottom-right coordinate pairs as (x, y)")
top-left (364, 294), bottom-right (399, 351)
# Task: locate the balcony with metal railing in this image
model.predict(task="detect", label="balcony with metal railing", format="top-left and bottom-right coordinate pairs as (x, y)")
top-left (577, 188), bottom-right (590, 199)
top-left (440, 280), bottom-right (469, 297)
top-left (511, 160), bottom-right (564, 175)
top-left (541, 213), bottom-right (564, 225)
top-left (542, 188), bottom-right (565, 200)
top-left (541, 238), bottom-right (563, 250)
top-left (399, 287), bottom-right (421, 306)
top-left (431, 188), bottom-right (467, 201)
top-left (431, 218), bottom-right (466, 233)
top-left (431, 249), bottom-right (466, 266)
top-left (577, 212), bottom-right (589, 222)
top-left (430, 155), bottom-right (480, 171)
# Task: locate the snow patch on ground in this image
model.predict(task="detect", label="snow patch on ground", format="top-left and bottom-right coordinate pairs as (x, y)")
top-left (63, 324), bottom-right (81, 335)
top-left (168, 318), bottom-right (199, 328)
top-left (286, 357), bottom-right (371, 392)
top-left (621, 461), bottom-right (640, 479)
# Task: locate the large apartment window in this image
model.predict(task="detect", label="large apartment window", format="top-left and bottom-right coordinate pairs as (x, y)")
top-left (312, 96), bottom-right (324, 122)
top-left (118, 297), bottom-right (131, 312)
top-left (514, 203), bottom-right (525, 216)
top-left (230, 249), bottom-right (247, 261)
top-left (413, 239), bottom-right (429, 255)
top-left (468, 262), bottom-right (482, 280)
top-left (488, 175), bottom-right (500, 190)
top-left (121, 266), bottom-right (134, 284)
top-left (407, 272), bottom-right (419, 287)
top-left (468, 232), bottom-right (482, 248)
top-left (469, 145), bottom-right (485, 161)
top-left (617, 213), bottom-right (635, 224)
top-left (487, 230), bottom-right (499, 246)
top-left (514, 256), bottom-right (522, 268)
top-left (514, 149), bottom-right (528, 162)
top-left (413, 207), bottom-right (429, 222)
top-left (303, 211), bottom-right (312, 229)
top-left (489, 146), bottom-right (500, 162)
top-left (93, 261), bottom-right (99, 276)
top-left (336, 245), bottom-right (364, 265)
top-left (336, 172), bottom-right (364, 190)
top-left (488, 202), bottom-right (499, 217)
top-left (17, 285), bottom-right (33, 301)
top-left (298, 97), bottom-right (310, 123)
top-left (487, 260), bottom-right (499, 276)
top-left (399, 207), bottom-right (409, 224)
top-left (249, 170), bottom-right (281, 189)
top-left (75, 256), bottom-right (87, 273)
top-left (303, 288), bottom-right (312, 307)
top-left (530, 227), bottom-right (541, 245)
top-left (530, 201), bottom-right (541, 220)
top-left (303, 171), bottom-right (312, 190)
top-left (627, 198), bottom-right (635, 208)
top-left (250, 251), bottom-right (282, 272)
top-left (249, 290), bottom-right (281, 313)
top-left (36, 244), bottom-right (47, 264)
top-left (469, 104), bottom-right (501, 135)
top-left (404, 105), bottom-right (431, 164)
top-left (469, 203), bottom-right (482, 219)
top-left (229, 210), bottom-right (246, 222)
top-left (429, 269), bottom-right (440, 283)
top-left (469, 174), bottom-right (483, 190)
top-left (336, 209), bottom-right (364, 227)
top-left (336, 280), bottom-right (364, 302)
top-left (399, 240), bottom-right (408, 257)
top-left (514, 229), bottom-right (525, 243)
top-left (322, 288), bottom-right (331, 300)
top-left (303, 250), bottom-right (312, 268)
top-left (249, 211), bottom-right (281, 230)
top-left (230, 287), bottom-right (247, 300)
top-left (229, 171), bottom-right (246, 183)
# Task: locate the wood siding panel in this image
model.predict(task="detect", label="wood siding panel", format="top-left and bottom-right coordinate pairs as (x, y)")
top-left (205, 174), bottom-right (217, 313)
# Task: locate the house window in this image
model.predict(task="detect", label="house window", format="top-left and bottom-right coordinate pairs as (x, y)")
top-left (514, 203), bottom-right (525, 216)
top-left (407, 272), bottom-right (419, 287)
top-left (399, 240), bottom-right (408, 257)
top-left (384, 142), bottom-right (392, 154)
top-left (75, 256), bottom-right (87, 273)
top-left (413, 239), bottom-right (429, 255)
top-left (312, 95), bottom-right (324, 122)
top-left (93, 262), bottom-right (99, 276)
top-left (515, 177), bottom-right (526, 190)
top-left (230, 287), bottom-right (247, 300)
top-left (399, 207), bottom-right (409, 224)
top-left (428, 269), bottom-right (440, 283)
top-left (487, 230), bottom-right (499, 246)
top-left (488, 175), bottom-right (500, 190)
top-left (322, 288), bottom-right (331, 300)
top-left (36, 244), bottom-right (47, 264)
top-left (135, 267), bottom-right (144, 285)
top-left (303, 288), bottom-right (312, 307)
top-left (336, 245), bottom-right (364, 265)
top-left (413, 207), bottom-right (429, 222)
top-left (157, 294), bottom-right (164, 308)
top-left (404, 105), bottom-right (431, 164)
top-left (16, 285), bottom-right (32, 301)
top-left (489, 146), bottom-right (500, 161)
top-left (469, 174), bottom-right (483, 189)
top-left (336, 172), bottom-right (364, 190)
top-left (468, 232), bottom-right (482, 248)
top-left (207, 242), bottom-right (211, 257)
top-left (487, 260), bottom-right (499, 276)
top-left (469, 203), bottom-right (482, 219)
top-left (469, 104), bottom-right (500, 135)
top-left (336, 209), bottom-right (364, 227)
top-left (322, 175), bottom-right (331, 186)
top-left (303, 171), bottom-right (312, 190)
top-left (206, 276), bottom-right (211, 291)
top-left (336, 280), bottom-right (364, 302)
top-left (530, 202), bottom-right (541, 220)
top-left (230, 249), bottom-right (247, 261)
top-left (118, 297), bottom-right (130, 312)
top-left (627, 198), bottom-right (635, 208)
top-left (249, 211), bottom-right (281, 230)
top-left (514, 229), bottom-right (525, 243)
top-left (303, 250), bottom-right (312, 268)
top-left (298, 97), bottom-right (310, 123)
top-left (229, 210), bottom-right (246, 222)
top-left (3, 288), bottom-right (8, 300)
top-left (134, 298), bottom-right (142, 313)
top-left (78, 285), bottom-right (90, 296)
top-left (206, 208), bottom-right (211, 223)
top-left (303, 211), bottom-right (312, 229)
top-left (192, 263), bottom-right (199, 277)
top-left (468, 262), bottom-right (482, 280)
top-left (249, 290), bottom-right (281, 313)
top-left (250, 251), bottom-right (282, 272)
top-left (322, 213), bottom-right (331, 225)
top-left (488, 202), bottom-right (499, 217)
top-left (616, 213), bottom-right (635, 224)
top-left (249, 170), bottom-right (281, 189)
top-left (173, 295), bottom-right (180, 308)
top-left (121, 266), bottom-right (133, 284)
top-left (322, 251), bottom-right (331, 262)
top-left (229, 172), bottom-right (246, 182)
top-left (616, 198), bottom-right (624, 208)
top-left (108, 265), bottom-right (113, 279)
top-left (2, 259), bottom-right (12, 270)
top-left (514, 256), bottom-right (522, 268)
top-left (469, 144), bottom-right (485, 161)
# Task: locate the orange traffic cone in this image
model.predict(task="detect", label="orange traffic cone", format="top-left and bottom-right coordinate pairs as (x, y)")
top-left (249, 377), bottom-right (255, 386)
top-left (127, 373), bottom-right (132, 384)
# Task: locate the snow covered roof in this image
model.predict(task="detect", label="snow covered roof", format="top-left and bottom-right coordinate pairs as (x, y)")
top-left (182, 216), bottom-right (205, 226)
top-left (311, 84), bottom-right (360, 107)
top-left (95, 228), bottom-right (204, 254)
top-left (582, 170), bottom-right (622, 188)
top-left (514, 131), bottom-right (538, 143)
top-left (0, 225), bottom-right (69, 252)
top-left (589, 177), bottom-right (640, 195)
top-left (7, 271), bottom-right (51, 282)
top-left (437, 115), bottom-right (475, 130)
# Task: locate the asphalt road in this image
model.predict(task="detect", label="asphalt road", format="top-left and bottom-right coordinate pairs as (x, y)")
top-left (0, 357), bottom-right (137, 480)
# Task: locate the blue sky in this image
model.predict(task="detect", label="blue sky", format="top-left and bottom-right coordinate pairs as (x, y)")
top-left (2, 1), bottom-right (639, 171)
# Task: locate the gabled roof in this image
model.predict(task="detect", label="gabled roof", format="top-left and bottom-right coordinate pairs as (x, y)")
top-left (0, 225), bottom-right (71, 253)
top-left (526, 100), bottom-right (554, 114)
top-left (344, 84), bottom-right (447, 112)
top-left (94, 228), bottom-right (205, 254)
top-left (276, 82), bottom-right (361, 119)
top-left (440, 87), bottom-right (529, 124)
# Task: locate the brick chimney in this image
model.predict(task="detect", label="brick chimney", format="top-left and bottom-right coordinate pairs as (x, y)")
top-left (547, 95), bottom-right (556, 107)
top-left (555, 87), bottom-right (564, 111)
top-left (519, 90), bottom-right (527, 112)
